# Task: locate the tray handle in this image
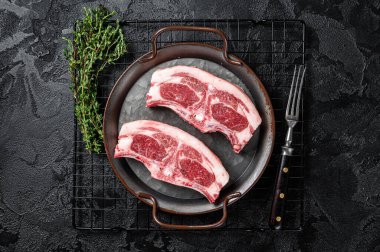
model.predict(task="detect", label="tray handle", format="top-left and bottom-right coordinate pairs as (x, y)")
top-left (137, 192), bottom-right (241, 230)
top-left (140, 26), bottom-right (241, 65)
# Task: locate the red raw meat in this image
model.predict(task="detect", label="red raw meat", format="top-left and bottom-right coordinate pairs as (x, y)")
top-left (146, 65), bottom-right (262, 153)
top-left (114, 120), bottom-right (229, 203)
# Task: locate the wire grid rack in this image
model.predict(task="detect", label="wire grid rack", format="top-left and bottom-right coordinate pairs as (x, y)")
top-left (72, 19), bottom-right (305, 231)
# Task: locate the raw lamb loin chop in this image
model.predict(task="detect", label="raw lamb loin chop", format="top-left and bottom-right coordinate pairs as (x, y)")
top-left (146, 65), bottom-right (262, 153)
top-left (114, 120), bottom-right (229, 203)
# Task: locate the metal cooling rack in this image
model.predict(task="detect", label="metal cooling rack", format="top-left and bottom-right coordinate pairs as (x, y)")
top-left (72, 19), bottom-right (305, 231)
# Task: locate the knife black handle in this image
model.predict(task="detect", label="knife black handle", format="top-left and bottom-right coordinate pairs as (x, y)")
top-left (269, 151), bottom-right (292, 230)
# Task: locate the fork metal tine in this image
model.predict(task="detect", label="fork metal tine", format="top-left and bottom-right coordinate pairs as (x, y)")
top-left (295, 66), bottom-right (306, 117)
top-left (286, 66), bottom-right (297, 116)
top-left (291, 66), bottom-right (302, 116)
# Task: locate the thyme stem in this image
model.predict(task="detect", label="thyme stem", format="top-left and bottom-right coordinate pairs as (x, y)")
top-left (64, 6), bottom-right (127, 153)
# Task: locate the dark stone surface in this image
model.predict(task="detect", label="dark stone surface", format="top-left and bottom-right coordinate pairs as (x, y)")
top-left (1, 0), bottom-right (379, 251)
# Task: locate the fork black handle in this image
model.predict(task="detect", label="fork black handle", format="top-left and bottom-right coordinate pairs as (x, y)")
top-left (269, 148), bottom-right (293, 230)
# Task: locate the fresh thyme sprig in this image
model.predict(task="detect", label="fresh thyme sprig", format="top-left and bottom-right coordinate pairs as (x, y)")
top-left (64, 6), bottom-right (127, 153)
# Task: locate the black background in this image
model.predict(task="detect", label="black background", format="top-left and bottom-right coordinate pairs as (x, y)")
top-left (1, 0), bottom-right (379, 251)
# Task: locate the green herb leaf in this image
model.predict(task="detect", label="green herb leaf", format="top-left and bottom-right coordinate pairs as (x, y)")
top-left (64, 6), bottom-right (127, 153)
